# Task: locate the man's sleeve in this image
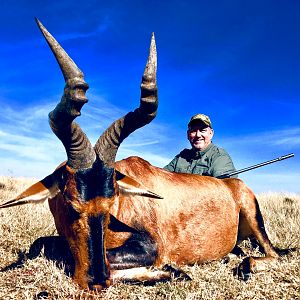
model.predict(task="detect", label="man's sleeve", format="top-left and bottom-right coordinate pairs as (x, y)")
top-left (211, 152), bottom-right (237, 178)
top-left (163, 156), bottom-right (178, 172)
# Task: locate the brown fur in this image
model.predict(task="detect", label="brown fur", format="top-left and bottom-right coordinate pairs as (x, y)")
top-left (109, 156), bottom-right (278, 270)
top-left (47, 155), bottom-right (280, 285)
top-left (2, 156), bottom-right (280, 286)
top-left (49, 166), bottom-right (115, 289)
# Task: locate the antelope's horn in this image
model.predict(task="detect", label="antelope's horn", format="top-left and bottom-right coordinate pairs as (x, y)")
top-left (94, 33), bottom-right (158, 167)
top-left (36, 18), bottom-right (95, 169)
top-left (142, 32), bottom-right (157, 84)
top-left (35, 17), bottom-right (84, 82)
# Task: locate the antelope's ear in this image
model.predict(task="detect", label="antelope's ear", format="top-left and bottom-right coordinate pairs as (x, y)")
top-left (116, 171), bottom-right (163, 199)
top-left (0, 172), bottom-right (60, 209)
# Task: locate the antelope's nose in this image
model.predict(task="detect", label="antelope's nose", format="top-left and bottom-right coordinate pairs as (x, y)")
top-left (89, 279), bottom-right (111, 291)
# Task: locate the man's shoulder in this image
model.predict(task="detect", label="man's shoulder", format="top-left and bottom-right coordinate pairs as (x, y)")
top-left (208, 144), bottom-right (231, 158)
top-left (177, 148), bottom-right (193, 159)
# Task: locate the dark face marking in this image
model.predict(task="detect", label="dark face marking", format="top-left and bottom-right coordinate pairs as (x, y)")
top-left (75, 157), bottom-right (115, 201)
top-left (87, 214), bottom-right (110, 286)
top-left (58, 157), bottom-right (115, 287)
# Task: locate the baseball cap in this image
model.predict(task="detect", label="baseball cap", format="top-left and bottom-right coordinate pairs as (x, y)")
top-left (188, 113), bottom-right (212, 128)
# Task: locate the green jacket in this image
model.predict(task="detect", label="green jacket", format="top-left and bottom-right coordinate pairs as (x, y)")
top-left (163, 142), bottom-right (236, 178)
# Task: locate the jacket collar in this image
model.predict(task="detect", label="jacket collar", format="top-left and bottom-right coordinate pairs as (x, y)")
top-left (191, 142), bottom-right (214, 158)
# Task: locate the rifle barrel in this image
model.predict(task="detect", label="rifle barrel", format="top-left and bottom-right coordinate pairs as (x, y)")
top-left (219, 153), bottom-right (294, 179)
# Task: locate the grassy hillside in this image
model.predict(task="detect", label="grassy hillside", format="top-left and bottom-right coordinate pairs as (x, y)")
top-left (0, 176), bottom-right (299, 299)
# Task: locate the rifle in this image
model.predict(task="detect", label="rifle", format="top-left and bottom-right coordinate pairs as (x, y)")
top-left (217, 153), bottom-right (295, 179)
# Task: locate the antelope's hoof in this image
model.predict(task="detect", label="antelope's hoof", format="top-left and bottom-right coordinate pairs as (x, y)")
top-left (162, 264), bottom-right (191, 281)
top-left (235, 257), bottom-right (252, 281)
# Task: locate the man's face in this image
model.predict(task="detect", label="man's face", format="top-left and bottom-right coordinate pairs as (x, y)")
top-left (187, 121), bottom-right (214, 151)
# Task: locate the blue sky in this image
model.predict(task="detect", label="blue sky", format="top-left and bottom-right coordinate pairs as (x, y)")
top-left (0, 0), bottom-right (299, 193)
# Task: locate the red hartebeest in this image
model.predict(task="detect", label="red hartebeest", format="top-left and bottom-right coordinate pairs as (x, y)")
top-left (0, 19), bottom-right (284, 290)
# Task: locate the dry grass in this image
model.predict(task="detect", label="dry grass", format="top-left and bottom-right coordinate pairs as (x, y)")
top-left (0, 176), bottom-right (299, 299)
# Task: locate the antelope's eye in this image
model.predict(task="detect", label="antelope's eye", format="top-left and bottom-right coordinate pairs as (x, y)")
top-left (58, 171), bottom-right (67, 193)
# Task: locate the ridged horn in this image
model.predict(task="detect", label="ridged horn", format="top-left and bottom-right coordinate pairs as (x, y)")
top-left (94, 33), bottom-right (158, 167)
top-left (35, 17), bottom-right (84, 82)
top-left (49, 119), bottom-right (96, 170)
top-left (36, 18), bottom-right (95, 169)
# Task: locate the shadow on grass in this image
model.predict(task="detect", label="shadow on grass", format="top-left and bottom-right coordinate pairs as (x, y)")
top-left (1, 236), bottom-right (75, 276)
top-left (2, 235), bottom-right (297, 286)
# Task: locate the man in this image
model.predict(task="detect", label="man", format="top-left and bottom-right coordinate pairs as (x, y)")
top-left (164, 113), bottom-right (236, 178)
